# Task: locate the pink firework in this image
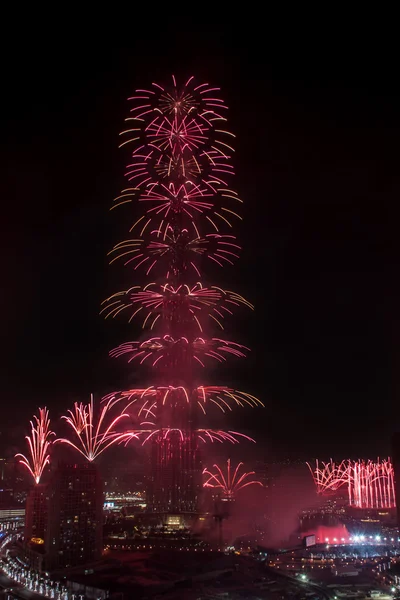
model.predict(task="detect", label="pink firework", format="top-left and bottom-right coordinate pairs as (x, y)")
top-left (203, 458), bottom-right (263, 499)
top-left (306, 459), bottom-right (349, 495)
top-left (108, 231), bottom-right (241, 277)
top-left (120, 428), bottom-right (256, 446)
top-left (103, 386), bottom-right (262, 418)
top-left (111, 183), bottom-right (242, 237)
top-left (57, 394), bottom-right (138, 461)
top-left (15, 407), bottom-right (55, 484)
top-left (110, 336), bottom-right (248, 367)
top-left (119, 77), bottom-right (234, 188)
top-left (347, 458), bottom-right (395, 509)
top-left (307, 458), bottom-right (396, 509)
top-left (100, 282), bottom-right (253, 332)
top-left (102, 76), bottom-right (263, 512)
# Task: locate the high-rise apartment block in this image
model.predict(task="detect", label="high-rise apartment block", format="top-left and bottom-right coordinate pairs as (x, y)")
top-left (25, 462), bottom-right (103, 570)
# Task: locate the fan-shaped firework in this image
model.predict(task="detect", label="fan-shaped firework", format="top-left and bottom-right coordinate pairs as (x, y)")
top-left (56, 394), bottom-right (138, 462)
top-left (120, 428), bottom-right (255, 446)
top-left (111, 184), bottom-right (242, 237)
top-left (306, 459), bottom-right (349, 495)
top-left (110, 336), bottom-right (248, 367)
top-left (104, 385), bottom-right (263, 417)
top-left (120, 77), bottom-right (233, 177)
top-left (15, 407), bottom-right (55, 485)
top-left (101, 282), bottom-right (253, 332)
top-left (102, 76), bottom-right (262, 512)
top-left (203, 458), bottom-right (263, 499)
top-left (108, 232), bottom-right (241, 279)
top-left (307, 458), bottom-right (396, 509)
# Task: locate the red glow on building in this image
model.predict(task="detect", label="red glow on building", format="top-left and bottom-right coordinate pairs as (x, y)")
top-left (301, 524), bottom-right (350, 545)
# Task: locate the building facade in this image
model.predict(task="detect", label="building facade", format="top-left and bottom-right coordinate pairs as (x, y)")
top-left (147, 431), bottom-right (202, 514)
top-left (44, 463), bottom-right (103, 570)
top-left (25, 483), bottom-right (48, 544)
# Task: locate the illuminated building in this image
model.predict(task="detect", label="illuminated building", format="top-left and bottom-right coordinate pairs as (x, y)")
top-left (25, 483), bottom-right (48, 545)
top-left (147, 431), bottom-right (201, 513)
top-left (103, 76), bottom-right (263, 520)
top-left (45, 463), bottom-right (103, 569)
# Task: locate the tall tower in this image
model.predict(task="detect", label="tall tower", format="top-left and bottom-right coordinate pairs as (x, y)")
top-left (103, 76), bottom-right (262, 517)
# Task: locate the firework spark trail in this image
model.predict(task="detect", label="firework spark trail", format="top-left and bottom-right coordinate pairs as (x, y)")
top-left (15, 408), bottom-right (55, 484)
top-left (107, 232), bottom-right (242, 278)
top-left (109, 336), bottom-right (249, 367)
top-left (307, 458), bottom-right (396, 509)
top-left (111, 183), bottom-right (242, 237)
top-left (103, 386), bottom-right (262, 416)
top-left (56, 394), bottom-right (138, 462)
top-left (119, 428), bottom-right (256, 446)
top-left (306, 459), bottom-right (349, 495)
top-left (203, 458), bottom-right (263, 499)
top-left (348, 458), bottom-right (395, 509)
top-left (100, 76), bottom-right (263, 509)
top-left (100, 283), bottom-right (253, 331)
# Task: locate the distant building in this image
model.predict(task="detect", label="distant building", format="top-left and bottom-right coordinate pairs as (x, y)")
top-left (44, 462), bottom-right (103, 570)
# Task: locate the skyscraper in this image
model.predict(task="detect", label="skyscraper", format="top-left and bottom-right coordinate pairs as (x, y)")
top-left (103, 76), bottom-right (263, 518)
top-left (25, 483), bottom-right (48, 544)
top-left (147, 430), bottom-right (201, 513)
top-left (45, 463), bottom-right (103, 569)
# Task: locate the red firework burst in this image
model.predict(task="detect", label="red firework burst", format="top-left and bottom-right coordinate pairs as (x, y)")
top-left (107, 231), bottom-right (241, 280)
top-left (100, 282), bottom-right (253, 332)
top-left (100, 76), bottom-right (262, 511)
top-left (15, 407), bottom-right (55, 485)
top-left (56, 394), bottom-right (138, 462)
top-left (307, 458), bottom-right (396, 509)
top-left (203, 459), bottom-right (263, 499)
top-left (110, 336), bottom-right (249, 367)
top-left (110, 183), bottom-right (242, 238)
top-left (103, 386), bottom-right (262, 419)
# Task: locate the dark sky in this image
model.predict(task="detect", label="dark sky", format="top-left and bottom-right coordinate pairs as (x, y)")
top-left (1, 25), bottom-right (400, 459)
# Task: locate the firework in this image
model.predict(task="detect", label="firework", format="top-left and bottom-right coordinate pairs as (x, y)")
top-left (103, 76), bottom-right (262, 512)
top-left (110, 336), bottom-right (248, 368)
top-left (203, 459), bottom-right (263, 499)
top-left (348, 458), bottom-right (395, 509)
top-left (307, 458), bottom-right (396, 509)
top-left (119, 77), bottom-right (233, 186)
top-left (120, 428), bottom-right (256, 446)
top-left (108, 232), bottom-right (241, 278)
top-left (306, 459), bottom-right (349, 495)
top-left (111, 184), bottom-right (242, 237)
top-left (15, 407), bottom-right (55, 484)
top-left (101, 283), bottom-right (253, 332)
top-left (56, 394), bottom-right (137, 462)
top-left (104, 385), bottom-right (262, 416)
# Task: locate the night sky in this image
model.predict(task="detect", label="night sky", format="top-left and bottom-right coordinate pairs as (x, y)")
top-left (1, 26), bottom-right (399, 459)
